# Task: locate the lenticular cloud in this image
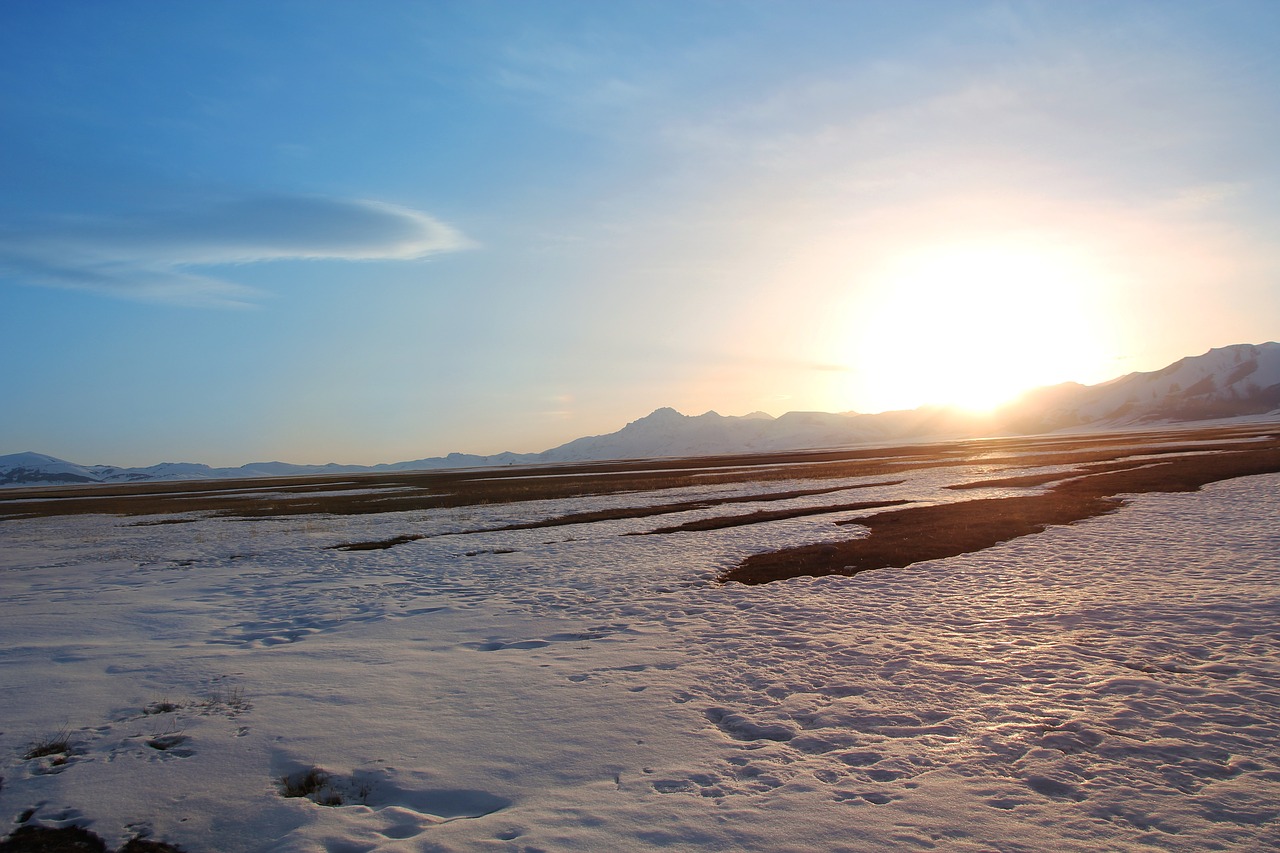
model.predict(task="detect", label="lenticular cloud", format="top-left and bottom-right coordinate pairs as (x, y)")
top-left (0, 195), bottom-right (471, 307)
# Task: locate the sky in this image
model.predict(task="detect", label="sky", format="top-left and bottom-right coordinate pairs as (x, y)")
top-left (2, 0), bottom-right (1278, 466)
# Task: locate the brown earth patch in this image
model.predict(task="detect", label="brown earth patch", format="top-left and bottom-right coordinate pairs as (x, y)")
top-left (636, 499), bottom-right (912, 535)
top-left (327, 534), bottom-right (426, 552)
top-left (943, 457), bottom-right (1169, 490)
top-left (721, 439), bottom-right (1280, 585)
top-left (443, 481), bottom-right (907, 536)
top-left (0, 459), bottom-right (921, 521)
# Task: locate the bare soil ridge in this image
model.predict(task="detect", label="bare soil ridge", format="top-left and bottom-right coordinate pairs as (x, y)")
top-left (723, 429), bottom-right (1280, 585)
top-left (635, 498), bottom-right (912, 535)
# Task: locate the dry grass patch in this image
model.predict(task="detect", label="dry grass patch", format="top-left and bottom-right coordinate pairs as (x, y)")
top-left (276, 766), bottom-right (379, 808)
top-left (22, 728), bottom-right (72, 761)
top-left (278, 767), bottom-right (349, 806)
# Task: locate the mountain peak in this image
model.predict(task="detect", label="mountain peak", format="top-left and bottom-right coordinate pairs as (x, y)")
top-left (631, 407), bottom-right (687, 425)
top-left (1, 451), bottom-right (69, 466)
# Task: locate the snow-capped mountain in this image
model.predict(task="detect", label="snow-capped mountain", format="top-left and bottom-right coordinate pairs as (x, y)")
top-left (0, 452), bottom-right (115, 486)
top-left (5, 343), bottom-right (1279, 487)
top-left (543, 408), bottom-right (782, 461)
top-left (538, 406), bottom-right (989, 462)
top-left (544, 343), bottom-right (1280, 461)
top-left (1002, 342), bottom-right (1280, 431)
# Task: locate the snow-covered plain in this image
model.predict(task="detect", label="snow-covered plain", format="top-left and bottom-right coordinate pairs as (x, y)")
top-left (2, 459), bottom-right (1278, 851)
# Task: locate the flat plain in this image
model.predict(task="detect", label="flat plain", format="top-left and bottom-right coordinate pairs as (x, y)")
top-left (2, 423), bottom-right (1278, 851)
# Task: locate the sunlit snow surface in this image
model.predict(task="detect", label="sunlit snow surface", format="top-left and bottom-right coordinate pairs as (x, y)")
top-left (1, 471), bottom-right (1278, 851)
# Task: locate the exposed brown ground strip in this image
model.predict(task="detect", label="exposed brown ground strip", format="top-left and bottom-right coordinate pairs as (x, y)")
top-left (0, 458), bottom-right (923, 520)
top-left (326, 534), bottom-right (425, 552)
top-left (440, 481), bottom-right (906, 536)
top-left (721, 441), bottom-right (1280, 585)
top-left (943, 457), bottom-right (1171, 490)
top-left (635, 499), bottom-right (912, 535)
top-left (3, 425), bottom-right (1275, 534)
top-left (320, 483), bottom-right (908, 549)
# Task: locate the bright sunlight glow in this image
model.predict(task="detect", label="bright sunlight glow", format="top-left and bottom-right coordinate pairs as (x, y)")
top-left (843, 241), bottom-right (1112, 413)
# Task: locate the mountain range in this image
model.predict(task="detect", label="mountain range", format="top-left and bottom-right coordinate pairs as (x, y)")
top-left (4, 342), bottom-right (1279, 487)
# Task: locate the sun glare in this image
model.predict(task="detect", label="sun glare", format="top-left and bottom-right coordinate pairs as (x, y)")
top-left (843, 242), bottom-right (1110, 413)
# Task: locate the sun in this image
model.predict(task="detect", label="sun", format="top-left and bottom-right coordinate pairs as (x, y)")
top-left (841, 241), bottom-right (1110, 413)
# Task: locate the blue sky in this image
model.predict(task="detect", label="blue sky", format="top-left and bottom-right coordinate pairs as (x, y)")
top-left (3, 1), bottom-right (1278, 466)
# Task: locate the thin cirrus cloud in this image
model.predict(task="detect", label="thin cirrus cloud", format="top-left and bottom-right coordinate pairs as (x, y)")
top-left (0, 195), bottom-right (472, 307)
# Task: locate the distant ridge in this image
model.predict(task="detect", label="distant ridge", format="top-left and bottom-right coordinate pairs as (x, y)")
top-left (1006, 341), bottom-right (1280, 430)
top-left (5, 342), bottom-right (1279, 487)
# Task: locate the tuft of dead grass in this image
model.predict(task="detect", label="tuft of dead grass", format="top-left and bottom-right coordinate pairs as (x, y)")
top-left (279, 767), bottom-right (343, 806)
top-left (23, 728), bottom-right (72, 761)
top-left (143, 698), bottom-right (181, 715)
top-left (199, 685), bottom-right (249, 714)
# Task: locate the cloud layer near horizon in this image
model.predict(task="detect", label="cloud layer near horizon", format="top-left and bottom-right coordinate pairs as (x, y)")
top-left (0, 195), bottom-right (470, 307)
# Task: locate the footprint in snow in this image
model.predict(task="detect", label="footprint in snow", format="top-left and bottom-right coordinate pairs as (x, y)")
top-left (470, 629), bottom-right (617, 652)
top-left (146, 733), bottom-right (195, 757)
top-left (1025, 774), bottom-right (1085, 801)
top-left (652, 775), bottom-right (726, 798)
top-left (705, 707), bottom-right (796, 742)
top-left (473, 639), bottom-right (550, 651)
top-left (834, 790), bottom-right (899, 805)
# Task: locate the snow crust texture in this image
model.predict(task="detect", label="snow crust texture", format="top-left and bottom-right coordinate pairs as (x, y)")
top-left (1, 461), bottom-right (1278, 851)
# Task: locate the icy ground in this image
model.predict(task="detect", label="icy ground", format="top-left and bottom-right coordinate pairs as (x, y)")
top-left (1, 469), bottom-right (1278, 852)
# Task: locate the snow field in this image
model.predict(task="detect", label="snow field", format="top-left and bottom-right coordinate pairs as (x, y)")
top-left (1, 470), bottom-right (1277, 851)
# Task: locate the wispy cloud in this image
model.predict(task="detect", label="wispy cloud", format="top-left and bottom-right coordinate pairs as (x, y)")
top-left (0, 195), bottom-right (471, 307)
top-left (654, 12), bottom-right (1260, 210)
top-left (1158, 182), bottom-right (1248, 215)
